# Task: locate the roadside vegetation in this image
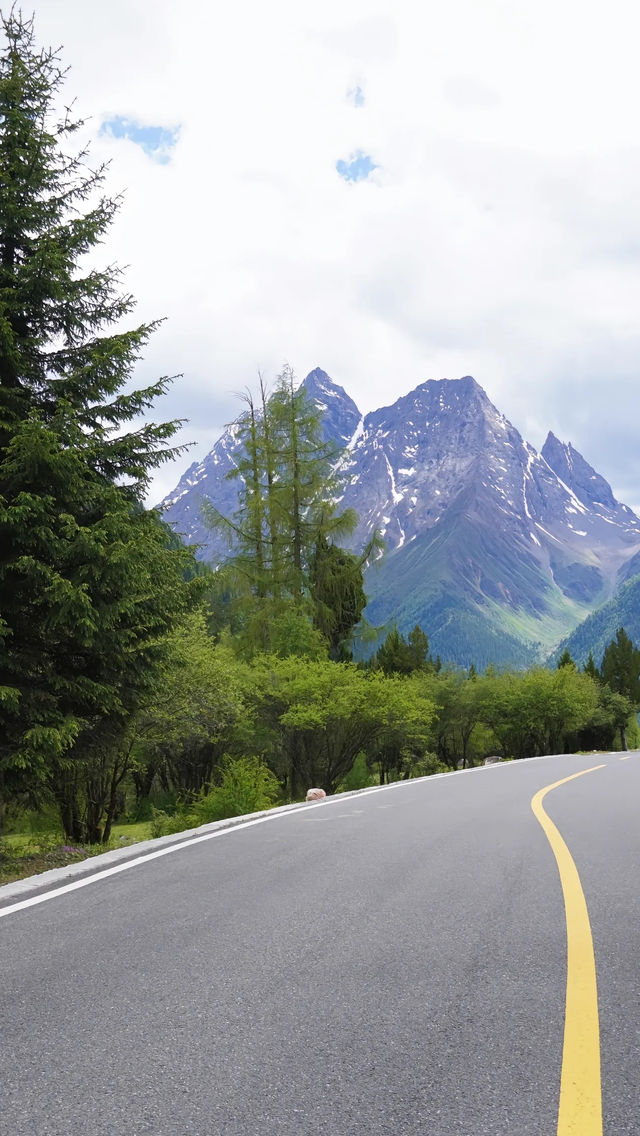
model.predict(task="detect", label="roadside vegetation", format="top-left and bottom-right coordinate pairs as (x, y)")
top-left (1, 15), bottom-right (639, 886)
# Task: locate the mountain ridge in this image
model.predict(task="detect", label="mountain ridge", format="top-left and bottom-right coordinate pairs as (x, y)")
top-left (159, 369), bottom-right (640, 667)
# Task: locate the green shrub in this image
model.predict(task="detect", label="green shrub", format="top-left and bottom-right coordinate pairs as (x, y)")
top-left (409, 753), bottom-right (449, 777)
top-left (192, 756), bottom-right (281, 824)
top-left (337, 752), bottom-right (375, 792)
top-left (149, 807), bottom-right (193, 839)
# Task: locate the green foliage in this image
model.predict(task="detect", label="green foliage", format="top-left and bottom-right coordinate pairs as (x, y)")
top-left (309, 538), bottom-right (367, 660)
top-left (473, 666), bottom-right (600, 760)
top-left (601, 627), bottom-right (640, 705)
top-left (149, 807), bottom-right (191, 839)
top-left (9, 644), bottom-right (629, 860)
top-left (239, 602), bottom-right (329, 662)
top-left (191, 756), bottom-right (281, 823)
top-left (425, 670), bottom-right (488, 769)
top-left (336, 752), bottom-right (376, 792)
top-left (409, 753), bottom-right (449, 777)
top-left (204, 368), bottom-right (364, 658)
top-left (245, 655), bottom-right (436, 794)
top-left (0, 14), bottom-right (198, 837)
top-left (130, 612), bottom-right (245, 798)
top-left (373, 624), bottom-right (436, 675)
top-left (3, 802), bottom-right (62, 837)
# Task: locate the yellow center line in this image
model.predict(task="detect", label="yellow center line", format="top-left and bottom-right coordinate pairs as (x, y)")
top-left (531, 765), bottom-right (606, 1136)
top-left (619, 755), bottom-right (631, 761)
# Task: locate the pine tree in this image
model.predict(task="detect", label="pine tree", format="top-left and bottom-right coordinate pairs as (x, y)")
top-left (375, 628), bottom-right (412, 674)
top-left (407, 625), bottom-right (430, 670)
top-left (601, 627), bottom-right (640, 705)
top-left (374, 624), bottom-right (434, 675)
top-left (0, 14), bottom-right (196, 837)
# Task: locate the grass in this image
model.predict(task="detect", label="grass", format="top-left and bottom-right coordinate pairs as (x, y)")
top-left (111, 820), bottom-right (152, 843)
top-left (0, 819), bottom-right (153, 887)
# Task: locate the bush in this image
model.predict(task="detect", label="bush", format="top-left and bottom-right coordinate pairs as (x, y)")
top-left (149, 807), bottom-right (193, 839)
top-left (409, 753), bottom-right (449, 777)
top-left (192, 756), bottom-right (281, 824)
top-left (337, 752), bottom-right (375, 793)
top-left (133, 791), bottom-right (182, 824)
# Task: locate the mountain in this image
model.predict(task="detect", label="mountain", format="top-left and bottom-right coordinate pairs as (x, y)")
top-left (552, 573), bottom-right (640, 667)
top-left (159, 370), bottom-right (640, 668)
top-left (334, 375), bottom-right (640, 666)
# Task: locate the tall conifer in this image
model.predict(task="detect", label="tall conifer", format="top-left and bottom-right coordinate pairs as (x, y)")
top-left (0, 13), bottom-right (195, 835)
top-left (207, 368), bottom-right (364, 654)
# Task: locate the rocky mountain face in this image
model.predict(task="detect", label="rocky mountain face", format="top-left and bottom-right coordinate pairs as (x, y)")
top-left (159, 369), bottom-right (640, 668)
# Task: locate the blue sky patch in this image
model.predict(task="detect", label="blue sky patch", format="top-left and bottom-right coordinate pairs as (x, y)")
top-left (336, 151), bottom-right (377, 183)
top-left (99, 116), bottom-right (179, 163)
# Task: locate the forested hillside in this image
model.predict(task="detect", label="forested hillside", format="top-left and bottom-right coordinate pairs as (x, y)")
top-left (553, 575), bottom-right (640, 667)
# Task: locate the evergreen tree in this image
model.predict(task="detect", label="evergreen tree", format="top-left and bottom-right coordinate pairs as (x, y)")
top-left (206, 368), bottom-right (360, 654)
top-left (375, 624), bottom-right (434, 675)
top-left (557, 648), bottom-right (576, 669)
top-left (0, 14), bottom-right (196, 837)
top-left (407, 625), bottom-right (430, 670)
top-left (601, 627), bottom-right (640, 705)
top-left (309, 537), bottom-right (367, 660)
top-left (375, 627), bottom-right (412, 675)
top-left (268, 367), bottom-right (355, 591)
top-left (583, 650), bottom-right (599, 681)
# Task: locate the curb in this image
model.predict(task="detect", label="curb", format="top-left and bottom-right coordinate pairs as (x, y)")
top-left (2, 751), bottom-right (615, 907)
top-left (0, 798), bottom-right (313, 906)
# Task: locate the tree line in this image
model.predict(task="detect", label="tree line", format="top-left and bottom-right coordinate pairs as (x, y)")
top-left (1, 14), bottom-right (639, 850)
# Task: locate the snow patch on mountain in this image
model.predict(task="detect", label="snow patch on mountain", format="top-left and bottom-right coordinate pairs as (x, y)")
top-left (159, 368), bottom-right (640, 666)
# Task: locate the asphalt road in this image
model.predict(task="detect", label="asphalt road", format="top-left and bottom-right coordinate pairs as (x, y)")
top-left (1, 752), bottom-right (638, 1136)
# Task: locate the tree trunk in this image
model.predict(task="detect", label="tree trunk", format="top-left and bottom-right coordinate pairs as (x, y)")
top-left (260, 377), bottom-right (281, 599)
top-left (58, 793), bottom-right (85, 844)
top-left (102, 752), bottom-right (129, 843)
top-left (133, 763), bottom-right (157, 803)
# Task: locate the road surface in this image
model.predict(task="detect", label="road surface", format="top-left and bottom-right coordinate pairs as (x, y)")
top-left (1, 751), bottom-right (638, 1135)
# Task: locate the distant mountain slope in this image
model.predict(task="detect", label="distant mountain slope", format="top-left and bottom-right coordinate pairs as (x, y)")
top-left (159, 369), bottom-right (640, 667)
top-left (337, 375), bottom-right (640, 665)
top-left (551, 574), bottom-right (640, 667)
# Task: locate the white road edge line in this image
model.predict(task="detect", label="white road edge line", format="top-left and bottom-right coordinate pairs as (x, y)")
top-left (0, 772), bottom-right (464, 920)
top-left (1, 751), bottom-right (623, 920)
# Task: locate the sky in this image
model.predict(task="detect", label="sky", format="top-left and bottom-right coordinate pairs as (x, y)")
top-left (32, 0), bottom-right (640, 510)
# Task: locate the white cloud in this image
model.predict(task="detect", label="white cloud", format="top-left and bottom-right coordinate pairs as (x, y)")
top-left (32, 0), bottom-right (640, 510)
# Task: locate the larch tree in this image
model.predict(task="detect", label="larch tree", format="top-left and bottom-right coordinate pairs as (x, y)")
top-left (206, 366), bottom-right (366, 657)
